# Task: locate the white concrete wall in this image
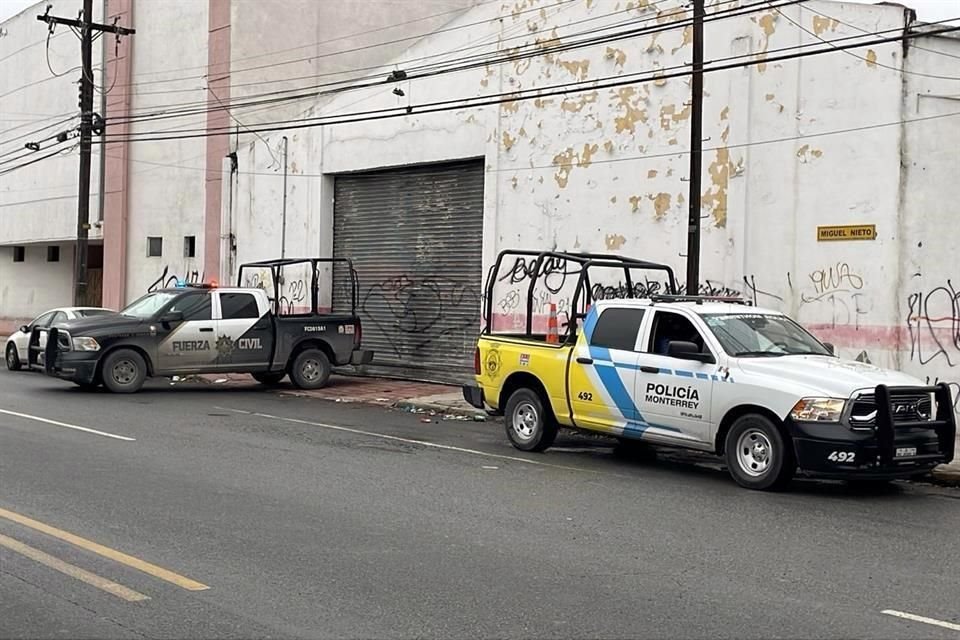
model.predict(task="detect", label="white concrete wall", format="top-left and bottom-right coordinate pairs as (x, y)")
top-left (898, 29), bottom-right (960, 406)
top-left (0, 244), bottom-right (76, 324)
top-left (123, 0), bottom-right (209, 298)
top-left (0, 0), bottom-right (103, 245)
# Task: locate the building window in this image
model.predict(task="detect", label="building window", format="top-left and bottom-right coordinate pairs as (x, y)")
top-left (183, 235), bottom-right (196, 258)
top-left (147, 236), bottom-right (163, 257)
top-left (13, 246), bottom-right (25, 262)
top-left (47, 246), bottom-right (60, 262)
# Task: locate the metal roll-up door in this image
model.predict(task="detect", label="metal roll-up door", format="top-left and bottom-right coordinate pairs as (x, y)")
top-left (333, 160), bottom-right (484, 382)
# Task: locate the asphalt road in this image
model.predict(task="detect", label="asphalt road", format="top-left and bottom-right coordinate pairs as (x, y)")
top-left (1, 369), bottom-right (959, 639)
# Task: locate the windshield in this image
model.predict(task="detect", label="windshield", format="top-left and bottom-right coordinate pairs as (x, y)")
top-left (702, 313), bottom-right (832, 357)
top-left (121, 292), bottom-right (178, 319)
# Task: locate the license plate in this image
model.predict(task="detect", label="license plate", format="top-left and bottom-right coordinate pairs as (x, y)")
top-left (895, 446), bottom-right (917, 458)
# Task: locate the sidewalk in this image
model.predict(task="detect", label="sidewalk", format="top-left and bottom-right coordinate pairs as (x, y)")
top-left (194, 373), bottom-right (487, 421)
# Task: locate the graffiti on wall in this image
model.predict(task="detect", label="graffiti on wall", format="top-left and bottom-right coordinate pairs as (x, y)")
top-left (797, 262), bottom-right (870, 329)
top-left (906, 280), bottom-right (960, 367)
top-left (362, 274), bottom-right (481, 358)
top-left (147, 265), bottom-right (204, 292)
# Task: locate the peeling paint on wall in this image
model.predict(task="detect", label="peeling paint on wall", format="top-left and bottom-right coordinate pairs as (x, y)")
top-left (611, 87), bottom-right (649, 134)
top-left (649, 192), bottom-right (672, 219)
top-left (702, 148), bottom-right (736, 227)
top-left (551, 143), bottom-right (599, 187)
top-left (604, 46), bottom-right (627, 67)
top-left (865, 49), bottom-right (878, 68)
top-left (603, 140), bottom-right (615, 153)
top-left (659, 103), bottom-right (692, 129)
top-left (503, 131), bottom-right (517, 151)
top-left (796, 144), bottom-right (824, 162)
top-left (629, 195), bottom-right (642, 213)
top-left (812, 15), bottom-right (840, 35)
top-left (672, 25), bottom-right (693, 54)
top-left (751, 12), bottom-right (778, 73)
top-left (605, 233), bottom-right (627, 250)
top-left (558, 58), bottom-right (591, 80)
top-left (561, 91), bottom-right (598, 113)
top-left (648, 169), bottom-right (658, 178)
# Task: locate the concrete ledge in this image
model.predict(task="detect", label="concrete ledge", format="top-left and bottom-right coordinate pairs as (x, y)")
top-left (931, 463), bottom-right (960, 486)
top-left (393, 392), bottom-right (487, 421)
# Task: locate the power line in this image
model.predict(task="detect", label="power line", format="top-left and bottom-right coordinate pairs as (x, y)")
top-left (101, 13), bottom-right (956, 144)
top-left (104, 0), bottom-right (796, 130)
top-left (770, 2), bottom-right (960, 80)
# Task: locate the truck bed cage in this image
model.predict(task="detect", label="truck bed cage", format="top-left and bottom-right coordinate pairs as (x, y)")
top-left (484, 249), bottom-right (678, 336)
top-left (237, 257), bottom-right (358, 316)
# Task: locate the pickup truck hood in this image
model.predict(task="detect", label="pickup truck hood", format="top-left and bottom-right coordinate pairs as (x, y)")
top-left (53, 314), bottom-right (142, 336)
top-left (736, 355), bottom-right (925, 398)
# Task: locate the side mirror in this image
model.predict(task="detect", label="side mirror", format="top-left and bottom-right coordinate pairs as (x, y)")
top-left (159, 310), bottom-right (184, 325)
top-left (823, 342), bottom-right (836, 355)
top-left (19, 325), bottom-right (29, 333)
top-left (667, 340), bottom-right (715, 364)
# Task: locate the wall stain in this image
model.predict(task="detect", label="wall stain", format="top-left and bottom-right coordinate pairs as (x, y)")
top-left (796, 144), bottom-right (824, 163)
top-left (605, 233), bottom-right (627, 250)
top-left (648, 169), bottom-right (658, 178)
top-left (502, 131), bottom-right (517, 151)
top-left (648, 192), bottom-right (672, 219)
top-left (720, 106), bottom-right (730, 121)
top-left (865, 49), bottom-right (878, 68)
top-left (610, 196), bottom-right (617, 203)
top-left (603, 140), bottom-right (615, 153)
top-left (629, 195), bottom-right (642, 213)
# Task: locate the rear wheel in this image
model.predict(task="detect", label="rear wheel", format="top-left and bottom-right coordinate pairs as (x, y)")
top-left (5, 343), bottom-right (21, 371)
top-left (504, 388), bottom-right (558, 452)
top-left (252, 371), bottom-right (286, 386)
top-left (289, 349), bottom-right (331, 390)
top-left (724, 413), bottom-right (795, 491)
top-left (101, 349), bottom-right (147, 394)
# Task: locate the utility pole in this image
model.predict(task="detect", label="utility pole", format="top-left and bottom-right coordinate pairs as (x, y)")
top-left (38, 1), bottom-right (134, 306)
top-left (685, 0), bottom-right (705, 295)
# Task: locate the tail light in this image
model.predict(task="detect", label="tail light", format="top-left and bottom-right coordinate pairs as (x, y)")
top-left (474, 347), bottom-right (481, 375)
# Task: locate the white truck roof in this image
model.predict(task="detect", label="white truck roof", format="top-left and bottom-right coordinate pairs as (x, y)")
top-left (592, 298), bottom-right (782, 316)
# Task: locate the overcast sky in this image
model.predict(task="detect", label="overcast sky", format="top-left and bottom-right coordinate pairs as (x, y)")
top-left (1, 0), bottom-right (957, 38)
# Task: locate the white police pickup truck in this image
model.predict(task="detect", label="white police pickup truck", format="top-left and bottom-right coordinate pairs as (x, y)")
top-left (466, 290), bottom-right (956, 490)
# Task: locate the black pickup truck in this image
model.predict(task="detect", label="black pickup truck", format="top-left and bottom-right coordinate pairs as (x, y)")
top-left (32, 258), bottom-right (373, 393)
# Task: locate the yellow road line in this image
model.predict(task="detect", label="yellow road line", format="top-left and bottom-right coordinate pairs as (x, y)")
top-left (0, 532), bottom-right (149, 602)
top-left (0, 507), bottom-right (209, 591)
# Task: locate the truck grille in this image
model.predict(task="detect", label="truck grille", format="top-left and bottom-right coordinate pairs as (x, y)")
top-left (850, 392), bottom-right (934, 428)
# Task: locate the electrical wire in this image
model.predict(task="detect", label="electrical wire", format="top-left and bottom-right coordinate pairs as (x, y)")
top-left (100, 13), bottom-right (959, 144)
top-left (104, 0), bottom-right (797, 129)
top-left (769, 2), bottom-right (960, 81)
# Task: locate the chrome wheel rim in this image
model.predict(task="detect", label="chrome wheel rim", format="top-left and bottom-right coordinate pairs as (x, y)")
top-left (736, 429), bottom-right (773, 477)
top-left (511, 401), bottom-right (539, 441)
top-left (112, 360), bottom-right (137, 385)
top-left (301, 358), bottom-right (321, 382)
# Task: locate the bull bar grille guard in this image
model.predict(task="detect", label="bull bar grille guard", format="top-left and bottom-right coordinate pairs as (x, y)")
top-left (874, 383), bottom-right (956, 465)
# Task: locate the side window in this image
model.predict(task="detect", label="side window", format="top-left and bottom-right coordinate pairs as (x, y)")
top-left (220, 293), bottom-right (260, 320)
top-left (169, 293), bottom-right (212, 321)
top-left (591, 308), bottom-right (646, 351)
top-left (50, 311), bottom-right (67, 325)
top-left (649, 311), bottom-right (709, 356)
top-left (32, 311), bottom-right (56, 328)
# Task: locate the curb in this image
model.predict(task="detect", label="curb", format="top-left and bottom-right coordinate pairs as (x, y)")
top-left (393, 398), bottom-right (487, 421)
top-left (931, 464), bottom-right (960, 487)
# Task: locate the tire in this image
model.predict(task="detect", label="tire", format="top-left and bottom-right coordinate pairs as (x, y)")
top-left (101, 349), bottom-right (147, 394)
top-left (289, 349), bottom-right (331, 390)
top-left (504, 388), bottom-right (558, 452)
top-left (5, 343), bottom-right (21, 371)
top-left (252, 371), bottom-right (286, 386)
top-left (724, 413), bottom-right (795, 491)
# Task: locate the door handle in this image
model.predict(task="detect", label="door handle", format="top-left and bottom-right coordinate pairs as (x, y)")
top-left (576, 357), bottom-right (593, 365)
top-left (199, 327), bottom-right (213, 332)
top-left (640, 366), bottom-right (660, 374)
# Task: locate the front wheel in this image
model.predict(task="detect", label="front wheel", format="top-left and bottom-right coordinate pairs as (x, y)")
top-left (289, 349), bottom-right (331, 390)
top-left (101, 349), bottom-right (147, 393)
top-left (504, 388), bottom-right (558, 452)
top-left (724, 414), bottom-right (795, 491)
top-left (5, 343), bottom-right (21, 371)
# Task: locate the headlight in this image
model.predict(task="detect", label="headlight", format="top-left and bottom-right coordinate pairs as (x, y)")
top-left (790, 398), bottom-right (846, 422)
top-left (71, 336), bottom-right (101, 352)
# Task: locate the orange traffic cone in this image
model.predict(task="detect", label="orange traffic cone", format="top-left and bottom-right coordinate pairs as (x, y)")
top-left (546, 303), bottom-right (559, 344)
